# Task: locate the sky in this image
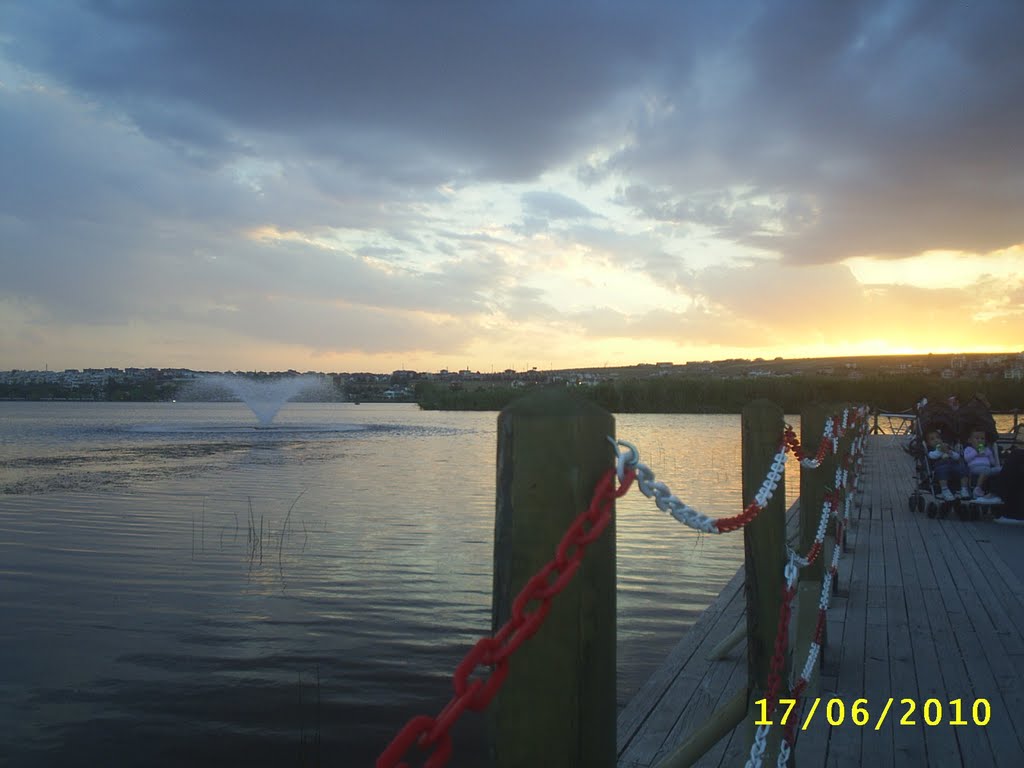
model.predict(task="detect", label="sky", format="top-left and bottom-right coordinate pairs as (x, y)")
top-left (1, 1), bottom-right (1022, 374)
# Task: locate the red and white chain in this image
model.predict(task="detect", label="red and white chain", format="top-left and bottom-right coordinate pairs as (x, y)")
top-left (609, 438), bottom-right (789, 535)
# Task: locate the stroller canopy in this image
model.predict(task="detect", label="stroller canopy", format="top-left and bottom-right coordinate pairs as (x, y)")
top-left (918, 402), bottom-right (957, 442)
top-left (956, 398), bottom-right (998, 444)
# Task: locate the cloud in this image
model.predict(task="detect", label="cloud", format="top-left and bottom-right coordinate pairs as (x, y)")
top-left (2, 1), bottom-right (1022, 371)
top-left (7, 1), bottom-right (1021, 264)
top-left (521, 191), bottom-right (597, 222)
top-left (602, 1), bottom-right (1024, 263)
top-left (3, 1), bottom-right (683, 183)
top-left (205, 295), bottom-right (473, 356)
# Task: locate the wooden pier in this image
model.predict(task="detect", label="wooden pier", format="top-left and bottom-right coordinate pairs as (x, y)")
top-left (617, 435), bottom-right (1024, 767)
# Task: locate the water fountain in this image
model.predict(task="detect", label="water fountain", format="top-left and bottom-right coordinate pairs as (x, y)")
top-left (195, 374), bottom-right (322, 428)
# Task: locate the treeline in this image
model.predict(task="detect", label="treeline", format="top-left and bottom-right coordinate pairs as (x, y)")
top-left (0, 379), bottom-right (178, 401)
top-left (415, 375), bottom-right (1024, 414)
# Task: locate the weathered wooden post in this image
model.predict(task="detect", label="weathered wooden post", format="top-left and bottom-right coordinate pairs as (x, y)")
top-left (741, 399), bottom-right (789, 764)
top-left (489, 388), bottom-right (616, 768)
top-left (793, 403), bottom-right (838, 692)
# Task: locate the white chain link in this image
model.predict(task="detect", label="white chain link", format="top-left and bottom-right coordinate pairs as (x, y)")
top-left (777, 738), bottom-right (792, 767)
top-left (746, 722), bottom-right (770, 768)
top-left (788, 495), bottom-right (832, 568)
top-left (800, 640), bottom-right (821, 684)
top-left (608, 438), bottom-right (788, 535)
top-left (755, 450), bottom-right (788, 509)
top-left (633, 463), bottom-right (720, 534)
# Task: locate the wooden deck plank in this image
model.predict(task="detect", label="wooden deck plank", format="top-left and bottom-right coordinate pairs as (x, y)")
top-left (920, 519), bottom-right (1005, 764)
top-left (872, 440), bottom-right (930, 765)
top-left (819, 517), bottom-right (870, 768)
top-left (879, 443), bottom-right (1001, 766)
top-left (617, 568), bottom-right (744, 744)
top-left (625, 606), bottom-right (745, 767)
top-left (859, 454), bottom-right (895, 768)
top-left (936, 521), bottom-right (1024, 763)
top-left (689, 657), bottom-right (747, 767)
top-left (617, 570), bottom-right (747, 767)
top-left (883, 457), bottom-right (959, 766)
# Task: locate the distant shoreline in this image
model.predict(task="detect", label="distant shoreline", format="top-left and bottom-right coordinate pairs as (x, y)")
top-left (3, 367), bottom-right (1021, 415)
top-left (413, 376), bottom-right (1023, 415)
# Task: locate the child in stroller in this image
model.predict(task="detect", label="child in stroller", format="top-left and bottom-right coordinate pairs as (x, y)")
top-left (908, 401), bottom-right (965, 518)
top-left (925, 430), bottom-right (970, 501)
top-left (964, 429), bottom-right (1003, 503)
top-left (957, 395), bottom-right (1003, 505)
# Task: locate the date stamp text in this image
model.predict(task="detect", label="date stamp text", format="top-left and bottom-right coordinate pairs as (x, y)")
top-left (754, 697), bottom-right (991, 730)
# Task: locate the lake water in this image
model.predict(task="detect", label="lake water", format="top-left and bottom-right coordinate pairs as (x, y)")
top-left (0, 401), bottom-right (802, 767)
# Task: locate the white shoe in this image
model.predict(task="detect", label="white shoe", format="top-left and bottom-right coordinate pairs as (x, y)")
top-left (960, 488), bottom-right (972, 500)
top-left (993, 516), bottom-right (1024, 525)
top-left (974, 495), bottom-right (1001, 506)
top-left (941, 488), bottom-right (955, 502)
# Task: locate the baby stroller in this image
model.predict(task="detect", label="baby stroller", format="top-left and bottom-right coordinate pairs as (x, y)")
top-left (908, 401), bottom-right (966, 518)
top-left (956, 397), bottom-right (1005, 509)
top-left (905, 399), bottom-right (999, 520)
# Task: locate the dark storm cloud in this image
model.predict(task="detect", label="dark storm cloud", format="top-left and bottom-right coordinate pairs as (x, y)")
top-left (3, 0), bottom-right (685, 182)
top-left (605, 0), bottom-right (1024, 262)
top-left (6, 0), bottom-right (1021, 263)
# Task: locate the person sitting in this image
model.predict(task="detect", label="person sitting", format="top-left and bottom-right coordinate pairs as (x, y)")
top-left (926, 430), bottom-right (970, 501)
top-left (963, 428), bottom-right (1002, 503)
top-left (992, 428), bottom-right (1024, 524)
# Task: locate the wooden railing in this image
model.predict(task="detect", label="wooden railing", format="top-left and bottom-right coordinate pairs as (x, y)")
top-left (488, 390), bottom-right (864, 767)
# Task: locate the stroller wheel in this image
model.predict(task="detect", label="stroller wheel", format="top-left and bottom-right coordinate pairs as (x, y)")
top-left (926, 501), bottom-right (938, 518)
top-left (917, 495), bottom-right (925, 514)
top-left (908, 494), bottom-right (916, 512)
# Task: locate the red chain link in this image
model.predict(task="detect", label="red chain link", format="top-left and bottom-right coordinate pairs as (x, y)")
top-left (764, 583), bottom-right (797, 717)
top-left (783, 423), bottom-right (831, 464)
top-left (714, 499), bottom-right (765, 533)
top-left (804, 540), bottom-right (822, 566)
top-left (377, 467), bottom-right (635, 768)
